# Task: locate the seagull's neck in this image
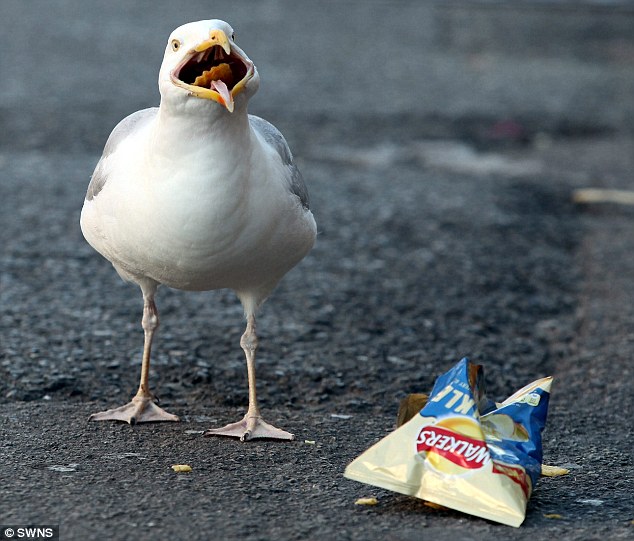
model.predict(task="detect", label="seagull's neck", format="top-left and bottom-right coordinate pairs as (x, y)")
top-left (151, 101), bottom-right (252, 162)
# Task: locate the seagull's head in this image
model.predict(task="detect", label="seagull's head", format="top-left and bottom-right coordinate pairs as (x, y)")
top-left (159, 20), bottom-right (259, 113)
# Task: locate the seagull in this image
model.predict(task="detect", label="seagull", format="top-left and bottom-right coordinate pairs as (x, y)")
top-left (80, 19), bottom-right (316, 441)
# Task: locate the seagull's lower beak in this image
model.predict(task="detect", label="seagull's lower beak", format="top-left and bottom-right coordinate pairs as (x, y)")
top-left (210, 80), bottom-right (235, 113)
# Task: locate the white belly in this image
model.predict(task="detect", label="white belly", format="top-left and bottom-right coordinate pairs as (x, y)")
top-left (80, 134), bottom-right (316, 295)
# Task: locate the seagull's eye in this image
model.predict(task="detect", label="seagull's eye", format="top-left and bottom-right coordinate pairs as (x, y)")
top-left (171, 39), bottom-right (181, 52)
top-left (231, 32), bottom-right (235, 41)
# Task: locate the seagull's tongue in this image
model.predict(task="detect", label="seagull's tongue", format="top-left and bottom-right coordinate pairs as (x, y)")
top-left (210, 80), bottom-right (234, 113)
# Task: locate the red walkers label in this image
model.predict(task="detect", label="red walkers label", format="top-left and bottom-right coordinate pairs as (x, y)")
top-left (416, 425), bottom-right (491, 469)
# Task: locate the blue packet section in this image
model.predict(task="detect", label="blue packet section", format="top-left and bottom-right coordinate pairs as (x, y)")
top-left (420, 357), bottom-right (551, 486)
top-left (481, 378), bottom-right (551, 485)
top-left (421, 358), bottom-right (488, 419)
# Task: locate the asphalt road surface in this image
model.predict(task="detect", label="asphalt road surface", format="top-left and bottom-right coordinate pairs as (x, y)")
top-left (1, 1), bottom-right (633, 540)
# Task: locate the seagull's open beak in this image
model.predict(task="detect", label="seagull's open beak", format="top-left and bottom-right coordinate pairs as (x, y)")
top-left (170, 29), bottom-right (254, 112)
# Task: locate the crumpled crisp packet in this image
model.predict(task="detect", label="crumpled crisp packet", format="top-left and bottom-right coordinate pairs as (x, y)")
top-left (344, 358), bottom-right (553, 527)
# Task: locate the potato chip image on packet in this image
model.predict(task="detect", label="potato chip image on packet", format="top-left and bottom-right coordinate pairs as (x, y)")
top-left (344, 358), bottom-right (553, 527)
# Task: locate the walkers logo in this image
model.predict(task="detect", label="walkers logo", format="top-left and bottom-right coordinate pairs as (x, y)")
top-left (416, 417), bottom-right (490, 472)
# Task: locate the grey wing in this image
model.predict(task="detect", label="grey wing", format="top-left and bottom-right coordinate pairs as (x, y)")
top-left (249, 114), bottom-right (310, 210)
top-left (85, 107), bottom-right (158, 201)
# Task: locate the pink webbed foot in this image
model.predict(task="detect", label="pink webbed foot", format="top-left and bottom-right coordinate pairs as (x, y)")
top-left (204, 413), bottom-right (294, 442)
top-left (89, 395), bottom-right (179, 425)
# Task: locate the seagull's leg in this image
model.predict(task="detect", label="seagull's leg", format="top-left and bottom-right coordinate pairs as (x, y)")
top-left (89, 282), bottom-right (179, 424)
top-left (205, 314), bottom-right (294, 441)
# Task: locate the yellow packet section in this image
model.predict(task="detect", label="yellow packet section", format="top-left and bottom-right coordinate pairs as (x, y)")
top-left (344, 414), bottom-right (527, 527)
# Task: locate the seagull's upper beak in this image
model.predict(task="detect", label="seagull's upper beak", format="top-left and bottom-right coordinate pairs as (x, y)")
top-left (194, 29), bottom-right (231, 55)
top-left (170, 29), bottom-right (254, 112)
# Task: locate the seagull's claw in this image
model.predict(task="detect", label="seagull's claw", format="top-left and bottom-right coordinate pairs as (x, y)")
top-left (204, 414), bottom-right (294, 441)
top-left (89, 395), bottom-right (179, 424)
